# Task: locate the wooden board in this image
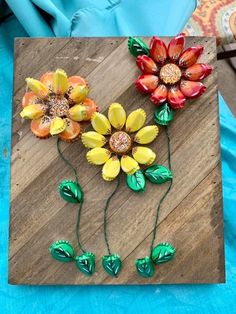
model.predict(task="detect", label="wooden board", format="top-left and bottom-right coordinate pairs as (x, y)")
top-left (9, 37), bottom-right (225, 285)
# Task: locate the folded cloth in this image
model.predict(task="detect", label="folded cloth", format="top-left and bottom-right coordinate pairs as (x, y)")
top-left (1, 1), bottom-right (236, 313)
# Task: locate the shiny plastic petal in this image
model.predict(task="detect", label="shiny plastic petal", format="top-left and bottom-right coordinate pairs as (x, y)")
top-left (132, 146), bottom-right (156, 165)
top-left (31, 115), bottom-right (51, 138)
top-left (81, 131), bottom-right (106, 148)
top-left (26, 78), bottom-right (48, 99)
top-left (136, 55), bottom-right (158, 74)
top-left (69, 85), bottom-right (89, 103)
top-left (50, 117), bottom-right (66, 135)
top-left (108, 103), bottom-right (126, 129)
top-left (135, 74), bottom-right (159, 93)
top-left (126, 109), bottom-right (146, 132)
top-left (40, 72), bottom-right (53, 88)
top-left (168, 86), bottom-right (186, 109)
top-left (179, 45), bottom-right (204, 68)
top-left (68, 76), bottom-right (88, 88)
top-left (149, 36), bottom-right (167, 64)
top-left (102, 156), bottom-right (121, 181)
top-left (87, 147), bottom-right (111, 165)
top-left (168, 33), bottom-right (185, 62)
top-left (91, 112), bottom-right (111, 135)
top-left (134, 125), bottom-right (159, 144)
top-left (20, 104), bottom-right (45, 120)
top-left (59, 118), bottom-right (81, 142)
top-left (121, 155), bottom-right (140, 175)
top-left (52, 69), bottom-right (69, 95)
top-left (150, 84), bottom-right (168, 105)
top-left (183, 63), bottom-right (213, 81)
top-left (180, 80), bottom-right (206, 98)
top-left (22, 91), bottom-right (39, 108)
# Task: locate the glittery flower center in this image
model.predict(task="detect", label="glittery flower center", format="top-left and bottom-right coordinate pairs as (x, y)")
top-left (159, 63), bottom-right (181, 85)
top-left (109, 131), bottom-right (132, 154)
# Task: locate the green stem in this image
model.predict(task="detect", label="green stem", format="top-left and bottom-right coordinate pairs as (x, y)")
top-left (57, 138), bottom-right (85, 253)
top-left (150, 125), bottom-right (173, 254)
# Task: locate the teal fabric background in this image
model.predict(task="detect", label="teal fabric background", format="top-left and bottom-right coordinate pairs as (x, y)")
top-left (0, 1), bottom-right (235, 313)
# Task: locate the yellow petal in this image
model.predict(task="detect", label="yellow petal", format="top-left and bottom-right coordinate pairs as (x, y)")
top-left (81, 131), bottom-right (107, 148)
top-left (87, 148), bottom-right (111, 165)
top-left (52, 69), bottom-right (68, 95)
top-left (132, 146), bottom-right (156, 165)
top-left (91, 112), bottom-right (111, 135)
top-left (26, 78), bottom-right (48, 99)
top-left (69, 85), bottom-right (89, 103)
top-left (102, 156), bottom-right (120, 181)
top-left (69, 104), bottom-right (88, 122)
top-left (108, 103), bottom-right (126, 130)
top-left (20, 104), bottom-right (45, 120)
top-left (134, 125), bottom-right (159, 144)
top-left (126, 109), bottom-right (146, 132)
top-left (50, 117), bottom-right (66, 135)
top-left (120, 155), bottom-right (140, 175)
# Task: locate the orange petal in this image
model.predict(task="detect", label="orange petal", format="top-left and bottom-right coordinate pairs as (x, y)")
top-left (183, 63), bottom-right (213, 81)
top-left (59, 118), bottom-right (81, 142)
top-left (31, 115), bottom-right (51, 138)
top-left (180, 80), bottom-right (206, 98)
top-left (179, 46), bottom-right (204, 68)
top-left (168, 86), bottom-right (186, 109)
top-left (22, 91), bottom-right (39, 108)
top-left (168, 33), bottom-right (185, 62)
top-left (82, 98), bottom-right (98, 120)
top-left (150, 85), bottom-right (168, 105)
top-left (68, 76), bottom-right (88, 88)
top-left (135, 74), bottom-right (159, 93)
top-left (150, 36), bottom-right (167, 64)
top-left (136, 55), bottom-right (158, 74)
top-left (40, 72), bottom-right (54, 89)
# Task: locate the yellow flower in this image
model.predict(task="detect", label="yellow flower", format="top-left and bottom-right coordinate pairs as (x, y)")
top-left (20, 69), bottom-right (97, 142)
top-left (81, 103), bottom-right (159, 181)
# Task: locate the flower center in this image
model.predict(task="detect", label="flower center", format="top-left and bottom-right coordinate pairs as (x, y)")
top-left (109, 131), bottom-right (132, 154)
top-left (159, 63), bottom-right (181, 85)
top-left (48, 96), bottom-right (69, 117)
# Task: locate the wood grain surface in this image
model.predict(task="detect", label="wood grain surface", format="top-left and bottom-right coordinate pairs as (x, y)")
top-left (9, 37), bottom-right (225, 285)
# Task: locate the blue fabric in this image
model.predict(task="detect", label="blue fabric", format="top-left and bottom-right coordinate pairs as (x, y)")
top-left (1, 1), bottom-right (236, 313)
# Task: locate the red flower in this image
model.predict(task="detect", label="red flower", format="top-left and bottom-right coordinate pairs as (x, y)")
top-left (135, 33), bottom-right (212, 109)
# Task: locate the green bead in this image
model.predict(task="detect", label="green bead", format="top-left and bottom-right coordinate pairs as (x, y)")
top-left (49, 240), bottom-right (75, 262)
top-left (126, 170), bottom-right (146, 192)
top-left (102, 254), bottom-right (122, 277)
top-left (59, 180), bottom-right (83, 203)
top-left (135, 256), bottom-right (155, 278)
top-left (75, 252), bottom-right (95, 276)
top-left (128, 37), bottom-right (150, 57)
top-left (144, 164), bottom-right (173, 184)
top-left (151, 242), bottom-right (176, 265)
top-left (154, 103), bottom-right (174, 126)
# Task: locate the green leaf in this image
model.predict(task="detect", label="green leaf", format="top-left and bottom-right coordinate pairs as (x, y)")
top-left (144, 165), bottom-right (173, 184)
top-left (59, 180), bottom-right (83, 203)
top-left (49, 240), bottom-right (75, 262)
top-left (75, 252), bottom-right (95, 276)
top-left (128, 37), bottom-right (150, 57)
top-left (126, 170), bottom-right (146, 192)
top-left (151, 242), bottom-right (176, 265)
top-left (135, 257), bottom-right (155, 278)
top-left (154, 103), bottom-right (174, 126)
top-left (102, 254), bottom-right (122, 277)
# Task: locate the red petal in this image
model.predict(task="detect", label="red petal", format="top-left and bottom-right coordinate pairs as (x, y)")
top-left (151, 85), bottom-right (168, 105)
top-left (183, 63), bottom-right (213, 81)
top-left (180, 80), bottom-right (206, 98)
top-left (150, 36), bottom-right (167, 64)
top-left (135, 74), bottom-right (159, 93)
top-left (179, 46), bottom-right (204, 68)
top-left (168, 33), bottom-right (185, 62)
top-left (136, 55), bottom-right (158, 74)
top-left (168, 86), bottom-right (186, 109)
